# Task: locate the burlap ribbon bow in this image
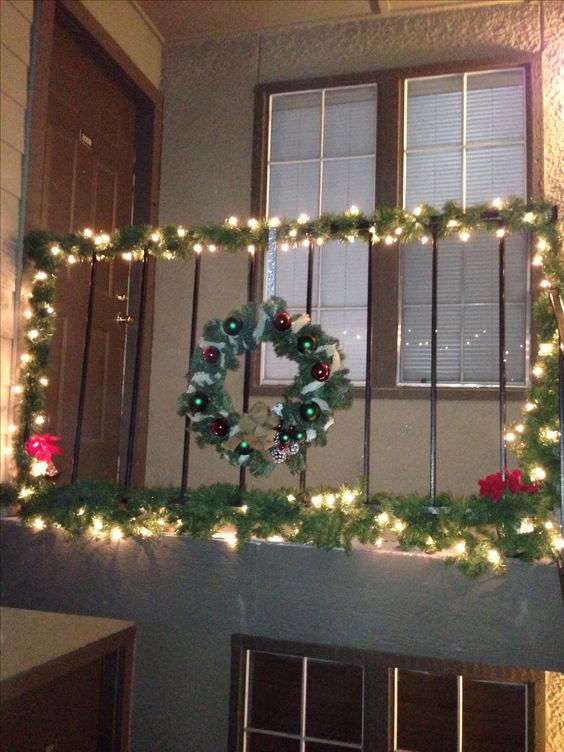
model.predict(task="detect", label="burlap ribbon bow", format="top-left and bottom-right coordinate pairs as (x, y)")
top-left (224, 402), bottom-right (279, 460)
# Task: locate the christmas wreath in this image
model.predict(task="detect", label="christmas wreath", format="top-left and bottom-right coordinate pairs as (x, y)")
top-left (177, 298), bottom-right (352, 477)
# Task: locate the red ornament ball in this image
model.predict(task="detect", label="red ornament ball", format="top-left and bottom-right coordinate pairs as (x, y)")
top-left (211, 418), bottom-right (229, 437)
top-left (203, 346), bottom-right (221, 365)
top-left (273, 311), bottom-right (292, 331)
top-left (311, 361), bottom-right (330, 382)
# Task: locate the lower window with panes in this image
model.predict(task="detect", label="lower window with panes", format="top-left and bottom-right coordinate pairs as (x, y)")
top-left (229, 636), bottom-right (542, 752)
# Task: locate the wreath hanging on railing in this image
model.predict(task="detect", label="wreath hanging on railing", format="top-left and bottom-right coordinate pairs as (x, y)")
top-left (177, 297), bottom-right (352, 477)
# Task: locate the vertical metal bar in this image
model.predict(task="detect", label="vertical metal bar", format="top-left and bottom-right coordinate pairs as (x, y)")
top-left (363, 239), bottom-right (374, 501)
top-left (498, 233), bottom-right (507, 478)
top-left (559, 342), bottom-right (564, 529)
top-left (429, 222), bottom-right (439, 502)
top-left (124, 246), bottom-right (150, 487)
top-left (71, 252), bottom-right (98, 484)
top-left (239, 248), bottom-right (256, 491)
top-left (299, 239), bottom-right (315, 494)
top-left (180, 251), bottom-right (202, 497)
top-left (558, 342), bottom-right (564, 601)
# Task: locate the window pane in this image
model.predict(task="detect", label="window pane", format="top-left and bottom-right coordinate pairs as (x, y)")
top-left (401, 240), bottom-right (463, 305)
top-left (324, 86), bottom-right (377, 158)
top-left (396, 670), bottom-right (458, 752)
top-left (462, 303), bottom-right (526, 384)
top-left (306, 660), bottom-right (363, 744)
top-left (466, 144), bottom-right (526, 204)
top-left (269, 245), bottom-right (318, 307)
top-left (463, 233), bottom-right (527, 304)
top-left (248, 652), bottom-right (302, 735)
top-left (263, 341), bottom-right (299, 383)
top-left (463, 680), bottom-right (527, 752)
top-left (320, 309), bottom-right (366, 383)
top-left (404, 150), bottom-right (462, 210)
top-left (270, 92), bottom-right (321, 162)
top-left (268, 162), bottom-right (319, 218)
top-left (320, 241), bottom-right (368, 308)
top-left (467, 69), bottom-right (525, 143)
top-left (400, 305), bottom-right (462, 384)
top-left (321, 157), bottom-right (375, 214)
top-left (406, 75), bottom-right (462, 148)
top-left (247, 732), bottom-right (300, 752)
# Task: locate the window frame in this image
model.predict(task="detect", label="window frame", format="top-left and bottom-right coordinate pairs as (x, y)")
top-left (228, 634), bottom-right (545, 752)
top-left (249, 54), bottom-right (543, 401)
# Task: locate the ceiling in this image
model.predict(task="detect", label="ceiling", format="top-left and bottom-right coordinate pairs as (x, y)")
top-left (135, 0), bottom-right (524, 43)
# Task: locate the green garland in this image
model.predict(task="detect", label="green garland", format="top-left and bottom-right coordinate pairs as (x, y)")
top-left (178, 298), bottom-right (351, 477)
top-left (15, 198), bottom-right (560, 488)
top-left (7, 479), bottom-right (559, 577)
top-left (4, 197), bottom-right (562, 577)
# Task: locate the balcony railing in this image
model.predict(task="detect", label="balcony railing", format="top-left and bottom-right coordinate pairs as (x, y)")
top-left (7, 200), bottom-right (563, 578)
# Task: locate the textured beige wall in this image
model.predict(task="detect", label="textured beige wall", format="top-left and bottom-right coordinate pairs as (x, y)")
top-left (546, 671), bottom-right (564, 752)
top-left (147, 0), bottom-right (563, 494)
top-left (0, 0), bottom-right (33, 481)
top-left (80, 0), bottom-right (162, 88)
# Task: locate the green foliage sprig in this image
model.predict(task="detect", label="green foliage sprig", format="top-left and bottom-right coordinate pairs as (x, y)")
top-left (7, 479), bottom-right (559, 577)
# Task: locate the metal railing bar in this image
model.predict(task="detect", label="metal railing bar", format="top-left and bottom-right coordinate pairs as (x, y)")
top-left (363, 239), bottom-right (374, 501)
top-left (71, 251), bottom-right (98, 484)
top-left (239, 248), bottom-right (257, 492)
top-left (124, 246), bottom-right (150, 487)
top-left (299, 239), bottom-right (315, 494)
top-left (180, 251), bottom-right (202, 497)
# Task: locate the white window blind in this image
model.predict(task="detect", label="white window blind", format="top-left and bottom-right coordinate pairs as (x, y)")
top-left (263, 85), bottom-right (377, 384)
top-left (400, 69), bottom-right (528, 386)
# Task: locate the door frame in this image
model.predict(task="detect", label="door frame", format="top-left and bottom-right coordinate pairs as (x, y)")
top-left (24, 0), bottom-right (163, 486)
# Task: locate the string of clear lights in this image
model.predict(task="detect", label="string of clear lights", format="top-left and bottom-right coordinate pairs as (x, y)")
top-left (4, 197), bottom-right (562, 577)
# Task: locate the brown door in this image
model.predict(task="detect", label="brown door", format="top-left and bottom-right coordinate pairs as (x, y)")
top-left (40, 14), bottom-right (137, 481)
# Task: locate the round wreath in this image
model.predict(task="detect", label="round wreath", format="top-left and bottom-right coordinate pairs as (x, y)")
top-left (177, 297), bottom-right (352, 477)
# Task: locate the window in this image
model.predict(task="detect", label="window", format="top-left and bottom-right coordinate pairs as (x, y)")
top-left (400, 70), bottom-right (528, 386)
top-left (263, 85), bottom-right (377, 385)
top-left (256, 63), bottom-right (532, 391)
top-left (230, 636), bottom-right (542, 752)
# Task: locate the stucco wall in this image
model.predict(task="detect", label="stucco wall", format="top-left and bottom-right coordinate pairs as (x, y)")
top-left (0, 0), bottom-right (34, 482)
top-left (146, 0), bottom-right (563, 493)
top-left (80, 0), bottom-right (162, 89)
top-left (1, 523), bottom-right (562, 751)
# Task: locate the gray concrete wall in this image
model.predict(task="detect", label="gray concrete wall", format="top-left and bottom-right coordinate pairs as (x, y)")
top-left (2, 522), bottom-right (563, 751)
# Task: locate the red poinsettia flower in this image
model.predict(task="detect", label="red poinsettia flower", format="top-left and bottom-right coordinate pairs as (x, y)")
top-left (25, 433), bottom-right (63, 464)
top-left (478, 468), bottom-right (539, 503)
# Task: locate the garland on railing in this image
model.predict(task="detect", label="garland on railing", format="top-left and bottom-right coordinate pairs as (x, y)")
top-left (3, 197), bottom-right (562, 577)
top-left (0, 477), bottom-right (560, 577)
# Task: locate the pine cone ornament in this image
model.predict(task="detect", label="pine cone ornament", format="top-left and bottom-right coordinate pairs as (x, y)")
top-left (270, 446), bottom-right (287, 463)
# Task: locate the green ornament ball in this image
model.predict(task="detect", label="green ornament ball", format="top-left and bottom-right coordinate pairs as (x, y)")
top-left (297, 335), bottom-right (316, 354)
top-left (189, 391), bottom-right (209, 413)
top-left (237, 440), bottom-right (252, 455)
top-left (300, 402), bottom-right (321, 422)
top-left (223, 316), bottom-right (243, 336)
